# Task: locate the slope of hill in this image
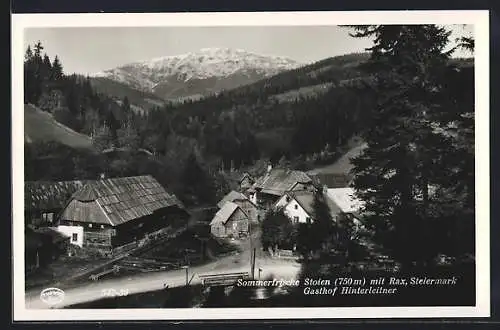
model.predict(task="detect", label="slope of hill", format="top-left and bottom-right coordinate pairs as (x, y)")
top-left (89, 77), bottom-right (166, 113)
top-left (92, 47), bottom-right (304, 101)
top-left (311, 142), bottom-right (367, 175)
top-left (24, 104), bottom-right (94, 150)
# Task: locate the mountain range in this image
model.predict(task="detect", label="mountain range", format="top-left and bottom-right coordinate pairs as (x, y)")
top-left (91, 48), bottom-right (304, 102)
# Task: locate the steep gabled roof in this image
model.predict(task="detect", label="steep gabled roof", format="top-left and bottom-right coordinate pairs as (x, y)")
top-left (217, 190), bottom-right (255, 208)
top-left (210, 201), bottom-right (244, 226)
top-left (253, 168), bottom-right (312, 196)
top-left (239, 172), bottom-right (254, 183)
top-left (25, 180), bottom-right (89, 211)
top-left (278, 190), bottom-right (342, 220)
top-left (61, 175), bottom-right (184, 226)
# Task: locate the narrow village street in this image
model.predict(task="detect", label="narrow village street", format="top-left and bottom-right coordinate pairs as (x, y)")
top-left (25, 225), bottom-right (301, 309)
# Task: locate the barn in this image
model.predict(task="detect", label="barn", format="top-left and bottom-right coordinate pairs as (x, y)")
top-left (217, 190), bottom-right (260, 222)
top-left (210, 201), bottom-right (250, 238)
top-left (56, 175), bottom-right (188, 256)
top-left (25, 180), bottom-right (88, 228)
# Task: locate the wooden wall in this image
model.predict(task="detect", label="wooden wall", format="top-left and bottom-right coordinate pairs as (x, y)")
top-left (224, 208), bottom-right (250, 238)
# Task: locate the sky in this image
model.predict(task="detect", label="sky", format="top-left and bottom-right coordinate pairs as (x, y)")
top-left (24, 25), bottom-right (474, 76)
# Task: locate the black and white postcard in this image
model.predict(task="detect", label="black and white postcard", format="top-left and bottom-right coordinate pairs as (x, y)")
top-left (12, 10), bottom-right (490, 320)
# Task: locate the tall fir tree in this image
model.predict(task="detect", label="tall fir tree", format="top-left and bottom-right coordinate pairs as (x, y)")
top-left (348, 25), bottom-right (469, 267)
top-left (51, 55), bottom-right (63, 81)
top-left (24, 46), bottom-right (35, 103)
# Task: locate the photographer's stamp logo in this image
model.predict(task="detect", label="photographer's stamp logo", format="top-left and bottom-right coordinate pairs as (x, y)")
top-left (40, 288), bottom-right (65, 306)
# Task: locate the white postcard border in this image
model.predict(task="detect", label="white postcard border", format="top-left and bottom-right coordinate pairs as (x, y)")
top-left (12, 10), bottom-right (490, 321)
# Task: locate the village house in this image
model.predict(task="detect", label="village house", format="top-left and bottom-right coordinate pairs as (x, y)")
top-left (247, 166), bottom-right (314, 209)
top-left (273, 187), bottom-right (364, 227)
top-left (56, 175), bottom-right (188, 256)
top-left (25, 180), bottom-right (88, 228)
top-left (239, 172), bottom-right (255, 191)
top-left (274, 190), bottom-right (341, 225)
top-left (220, 170), bottom-right (256, 193)
top-left (210, 201), bottom-right (250, 238)
top-left (217, 190), bottom-right (260, 222)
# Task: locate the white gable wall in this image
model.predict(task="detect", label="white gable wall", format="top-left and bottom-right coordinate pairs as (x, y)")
top-left (274, 194), bottom-right (290, 209)
top-left (274, 195), bottom-right (312, 224)
top-left (284, 200), bottom-right (312, 224)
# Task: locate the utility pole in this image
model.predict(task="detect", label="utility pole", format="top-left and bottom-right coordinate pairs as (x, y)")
top-left (182, 266), bottom-right (189, 286)
top-left (250, 248), bottom-right (256, 279)
top-left (183, 248), bottom-right (190, 286)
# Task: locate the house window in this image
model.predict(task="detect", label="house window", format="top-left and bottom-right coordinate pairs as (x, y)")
top-left (285, 196), bottom-right (291, 202)
top-left (294, 204), bottom-right (298, 210)
top-left (293, 216), bottom-right (299, 224)
top-left (42, 213), bottom-right (55, 223)
top-left (72, 233), bottom-right (78, 242)
top-left (306, 217), bottom-right (311, 224)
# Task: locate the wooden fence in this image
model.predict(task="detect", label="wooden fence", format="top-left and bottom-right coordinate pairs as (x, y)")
top-left (198, 272), bottom-right (250, 286)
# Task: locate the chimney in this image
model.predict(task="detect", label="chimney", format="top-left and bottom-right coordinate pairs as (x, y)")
top-left (100, 173), bottom-right (106, 180)
top-left (267, 163), bottom-right (272, 173)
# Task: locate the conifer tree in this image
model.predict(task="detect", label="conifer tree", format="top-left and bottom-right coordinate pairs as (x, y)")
top-left (24, 46), bottom-right (35, 103)
top-left (24, 45), bottom-right (33, 62)
top-left (310, 190), bottom-right (334, 251)
top-left (349, 25), bottom-right (465, 267)
top-left (42, 54), bottom-right (52, 79)
top-left (51, 55), bottom-right (63, 80)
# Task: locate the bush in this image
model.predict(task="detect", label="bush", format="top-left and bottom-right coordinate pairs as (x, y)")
top-left (260, 208), bottom-right (294, 252)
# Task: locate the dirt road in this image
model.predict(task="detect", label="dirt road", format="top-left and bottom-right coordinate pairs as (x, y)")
top-left (26, 236), bottom-right (300, 309)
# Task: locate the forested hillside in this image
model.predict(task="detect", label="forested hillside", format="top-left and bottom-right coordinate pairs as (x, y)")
top-left (89, 77), bottom-right (167, 113)
top-left (24, 36), bottom-right (474, 207)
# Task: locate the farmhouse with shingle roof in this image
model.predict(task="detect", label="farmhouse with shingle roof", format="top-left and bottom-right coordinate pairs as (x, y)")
top-left (57, 175), bottom-right (188, 253)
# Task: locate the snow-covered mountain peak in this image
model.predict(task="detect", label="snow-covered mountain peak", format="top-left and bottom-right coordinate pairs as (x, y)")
top-left (92, 48), bottom-right (304, 99)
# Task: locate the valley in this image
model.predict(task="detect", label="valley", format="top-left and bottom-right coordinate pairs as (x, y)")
top-left (22, 25), bottom-right (477, 311)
